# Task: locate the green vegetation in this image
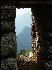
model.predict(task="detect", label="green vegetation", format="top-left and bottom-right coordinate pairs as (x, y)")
top-left (17, 48), bottom-right (32, 56)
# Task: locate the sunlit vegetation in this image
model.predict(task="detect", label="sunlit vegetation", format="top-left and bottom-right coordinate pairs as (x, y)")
top-left (17, 48), bottom-right (32, 56)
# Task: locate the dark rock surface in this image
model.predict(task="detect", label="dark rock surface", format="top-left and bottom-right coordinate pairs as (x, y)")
top-left (1, 58), bottom-right (18, 70)
top-left (1, 32), bottom-right (17, 59)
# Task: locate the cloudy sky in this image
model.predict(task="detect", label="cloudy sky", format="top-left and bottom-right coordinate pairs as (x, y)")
top-left (15, 8), bottom-right (32, 36)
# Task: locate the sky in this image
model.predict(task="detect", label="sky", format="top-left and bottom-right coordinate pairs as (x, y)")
top-left (15, 8), bottom-right (32, 36)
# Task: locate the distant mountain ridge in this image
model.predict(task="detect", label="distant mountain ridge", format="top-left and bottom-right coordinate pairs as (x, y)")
top-left (16, 26), bottom-right (32, 53)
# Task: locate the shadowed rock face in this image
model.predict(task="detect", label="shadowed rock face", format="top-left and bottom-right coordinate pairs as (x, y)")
top-left (31, 6), bottom-right (52, 70)
top-left (1, 32), bottom-right (17, 59)
top-left (1, 1), bottom-right (16, 59)
top-left (1, 58), bottom-right (17, 70)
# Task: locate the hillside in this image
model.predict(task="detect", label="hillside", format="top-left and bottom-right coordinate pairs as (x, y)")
top-left (16, 26), bottom-right (32, 53)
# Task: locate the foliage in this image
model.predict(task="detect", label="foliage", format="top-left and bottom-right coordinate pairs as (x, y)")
top-left (17, 48), bottom-right (32, 56)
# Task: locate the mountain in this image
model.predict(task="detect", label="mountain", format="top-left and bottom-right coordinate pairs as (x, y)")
top-left (15, 11), bottom-right (32, 36)
top-left (16, 26), bottom-right (32, 53)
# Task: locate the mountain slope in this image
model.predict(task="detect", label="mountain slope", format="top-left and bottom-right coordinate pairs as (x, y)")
top-left (16, 26), bottom-right (32, 53)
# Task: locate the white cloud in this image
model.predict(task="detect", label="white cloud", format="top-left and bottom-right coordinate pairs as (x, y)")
top-left (16, 8), bottom-right (31, 16)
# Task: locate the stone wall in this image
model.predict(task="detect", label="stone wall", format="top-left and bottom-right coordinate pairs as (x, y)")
top-left (1, 58), bottom-right (17, 70)
top-left (1, 1), bottom-right (17, 70)
top-left (1, 0), bottom-right (16, 59)
top-left (31, 6), bottom-right (52, 70)
top-left (1, 32), bottom-right (17, 59)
